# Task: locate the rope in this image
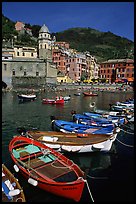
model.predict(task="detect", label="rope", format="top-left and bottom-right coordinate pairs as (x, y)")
top-left (115, 137), bottom-right (134, 148)
top-left (84, 179), bottom-right (94, 202)
top-left (120, 128), bottom-right (134, 135)
top-left (120, 123), bottom-right (134, 130)
top-left (87, 174), bottom-right (108, 180)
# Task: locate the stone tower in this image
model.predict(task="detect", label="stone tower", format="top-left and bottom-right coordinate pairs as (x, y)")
top-left (38, 24), bottom-right (52, 59)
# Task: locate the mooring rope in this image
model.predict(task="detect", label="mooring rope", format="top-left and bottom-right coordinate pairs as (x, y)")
top-left (115, 137), bottom-right (134, 148)
top-left (84, 179), bottom-right (94, 202)
top-left (120, 123), bottom-right (134, 130)
top-left (120, 128), bottom-right (134, 135)
top-left (87, 174), bottom-right (108, 180)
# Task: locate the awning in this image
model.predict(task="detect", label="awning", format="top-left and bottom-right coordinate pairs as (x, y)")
top-left (127, 77), bottom-right (134, 82)
top-left (115, 79), bottom-right (123, 83)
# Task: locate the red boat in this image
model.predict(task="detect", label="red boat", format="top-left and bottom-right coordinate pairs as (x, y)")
top-left (42, 96), bottom-right (64, 104)
top-left (9, 136), bottom-right (85, 202)
top-left (83, 92), bottom-right (98, 96)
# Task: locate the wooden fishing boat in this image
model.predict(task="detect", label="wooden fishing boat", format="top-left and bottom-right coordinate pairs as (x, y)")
top-left (42, 96), bottom-right (64, 104)
top-left (51, 119), bottom-right (119, 135)
top-left (17, 129), bottom-right (119, 153)
top-left (2, 163), bottom-right (26, 202)
top-left (72, 114), bottom-right (114, 127)
top-left (83, 112), bottom-right (125, 125)
top-left (9, 136), bottom-right (86, 202)
top-left (17, 94), bottom-right (37, 101)
top-left (83, 92), bottom-right (98, 96)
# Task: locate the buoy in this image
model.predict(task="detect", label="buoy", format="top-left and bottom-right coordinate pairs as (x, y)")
top-left (28, 178), bottom-right (38, 186)
top-left (13, 165), bottom-right (19, 172)
top-left (9, 189), bottom-right (21, 196)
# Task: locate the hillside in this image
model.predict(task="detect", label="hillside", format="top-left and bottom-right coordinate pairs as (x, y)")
top-left (2, 14), bottom-right (134, 62)
top-left (53, 27), bottom-right (134, 61)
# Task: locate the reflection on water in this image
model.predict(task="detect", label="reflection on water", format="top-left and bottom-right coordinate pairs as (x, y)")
top-left (2, 90), bottom-right (134, 202)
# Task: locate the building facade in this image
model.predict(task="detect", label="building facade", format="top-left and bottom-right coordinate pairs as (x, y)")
top-left (99, 59), bottom-right (134, 83)
top-left (2, 24), bottom-right (57, 88)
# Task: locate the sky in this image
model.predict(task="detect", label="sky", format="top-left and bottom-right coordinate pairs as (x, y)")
top-left (2, 2), bottom-right (134, 41)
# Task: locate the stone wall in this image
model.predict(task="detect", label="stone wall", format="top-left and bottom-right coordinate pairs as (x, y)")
top-left (2, 58), bottom-right (57, 88)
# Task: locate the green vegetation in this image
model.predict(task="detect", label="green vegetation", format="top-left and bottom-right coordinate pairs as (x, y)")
top-left (54, 28), bottom-right (134, 61)
top-left (2, 14), bottom-right (134, 62)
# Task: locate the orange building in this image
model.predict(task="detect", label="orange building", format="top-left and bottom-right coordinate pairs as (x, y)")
top-left (100, 59), bottom-right (134, 84)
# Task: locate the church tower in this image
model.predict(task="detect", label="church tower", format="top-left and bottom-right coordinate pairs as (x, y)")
top-left (38, 24), bottom-right (52, 59)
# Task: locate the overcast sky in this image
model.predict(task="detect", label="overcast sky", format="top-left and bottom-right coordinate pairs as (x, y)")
top-left (2, 2), bottom-right (134, 41)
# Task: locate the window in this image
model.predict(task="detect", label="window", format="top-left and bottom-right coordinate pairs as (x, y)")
top-left (45, 44), bottom-right (46, 49)
top-left (4, 64), bottom-right (7, 71)
top-left (24, 71), bottom-right (26, 76)
top-left (36, 71), bottom-right (39, 76)
top-left (12, 70), bottom-right (15, 75)
top-left (31, 53), bottom-right (33, 57)
top-left (17, 52), bottom-right (19, 56)
top-left (22, 52), bottom-right (25, 56)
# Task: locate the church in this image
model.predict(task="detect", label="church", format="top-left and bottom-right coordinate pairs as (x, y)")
top-left (2, 24), bottom-right (57, 89)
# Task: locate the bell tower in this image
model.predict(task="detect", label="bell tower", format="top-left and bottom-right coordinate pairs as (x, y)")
top-left (38, 24), bottom-right (52, 59)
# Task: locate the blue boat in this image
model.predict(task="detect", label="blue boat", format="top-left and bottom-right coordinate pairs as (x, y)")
top-left (83, 112), bottom-right (125, 125)
top-left (52, 120), bottom-right (117, 135)
top-left (72, 114), bottom-right (113, 127)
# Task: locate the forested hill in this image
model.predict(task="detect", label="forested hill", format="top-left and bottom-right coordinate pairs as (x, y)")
top-left (53, 27), bottom-right (134, 61)
top-left (2, 14), bottom-right (134, 62)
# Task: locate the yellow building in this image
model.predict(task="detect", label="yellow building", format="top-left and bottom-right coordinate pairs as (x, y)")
top-left (57, 71), bottom-right (73, 83)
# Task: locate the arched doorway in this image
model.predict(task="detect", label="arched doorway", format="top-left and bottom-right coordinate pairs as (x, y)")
top-left (2, 81), bottom-right (7, 89)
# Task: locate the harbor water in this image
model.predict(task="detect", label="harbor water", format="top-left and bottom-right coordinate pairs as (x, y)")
top-left (2, 89), bottom-right (134, 202)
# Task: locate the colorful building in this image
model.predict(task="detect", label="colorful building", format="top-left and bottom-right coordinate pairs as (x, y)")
top-left (99, 59), bottom-right (134, 84)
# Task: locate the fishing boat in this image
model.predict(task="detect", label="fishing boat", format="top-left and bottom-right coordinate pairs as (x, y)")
top-left (17, 129), bottom-right (119, 153)
top-left (83, 112), bottom-right (125, 125)
top-left (42, 96), bottom-right (64, 104)
top-left (83, 92), bottom-right (98, 96)
top-left (17, 94), bottom-right (37, 101)
top-left (63, 95), bottom-right (71, 101)
top-left (110, 104), bottom-right (134, 112)
top-left (9, 136), bottom-right (87, 202)
top-left (74, 93), bottom-right (81, 96)
top-left (116, 101), bottom-right (134, 108)
top-left (51, 119), bottom-right (119, 135)
top-left (2, 163), bottom-right (26, 202)
top-left (72, 114), bottom-right (114, 127)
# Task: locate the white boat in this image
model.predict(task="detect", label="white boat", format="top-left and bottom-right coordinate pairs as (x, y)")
top-left (116, 102), bottom-right (134, 108)
top-left (18, 129), bottom-right (119, 153)
top-left (17, 94), bottom-right (37, 101)
top-left (63, 95), bottom-right (71, 101)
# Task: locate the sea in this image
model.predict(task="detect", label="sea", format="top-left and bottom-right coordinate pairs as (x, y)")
top-left (2, 88), bottom-right (134, 202)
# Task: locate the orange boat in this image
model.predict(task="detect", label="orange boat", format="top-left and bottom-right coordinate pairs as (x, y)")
top-left (9, 136), bottom-right (86, 202)
top-left (83, 92), bottom-right (98, 96)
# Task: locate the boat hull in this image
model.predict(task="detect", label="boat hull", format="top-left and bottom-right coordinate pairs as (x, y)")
top-left (42, 98), bottom-right (64, 104)
top-left (2, 164), bottom-right (26, 202)
top-left (9, 136), bottom-right (85, 202)
top-left (18, 94), bottom-right (36, 101)
top-left (24, 130), bottom-right (117, 153)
